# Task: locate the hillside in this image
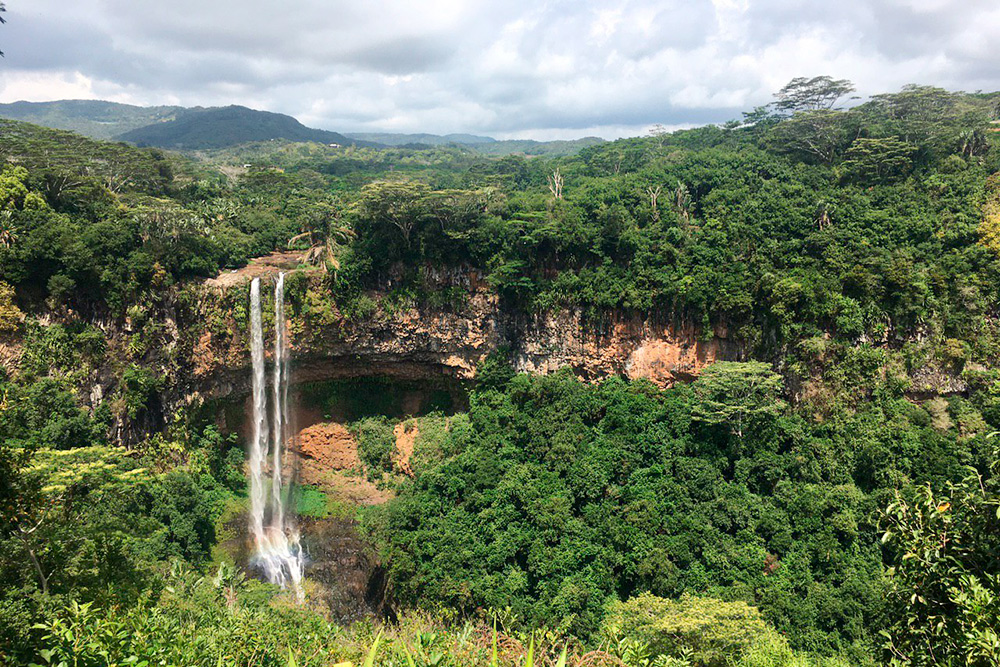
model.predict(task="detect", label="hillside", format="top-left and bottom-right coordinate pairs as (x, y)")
top-left (344, 131), bottom-right (497, 146)
top-left (116, 105), bottom-right (370, 150)
top-left (475, 135), bottom-right (605, 156)
top-left (0, 100), bottom-right (600, 156)
top-left (0, 99), bottom-right (185, 139)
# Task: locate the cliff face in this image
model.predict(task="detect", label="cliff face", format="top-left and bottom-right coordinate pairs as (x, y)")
top-left (4, 253), bottom-right (971, 448)
top-left (509, 308), bottom-right (736, 385)
top-left (183, 256), bottom-right (740, 412)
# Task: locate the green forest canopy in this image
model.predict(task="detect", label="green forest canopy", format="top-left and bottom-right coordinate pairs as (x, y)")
top-left (1, 79), bottom-right (1000, 665)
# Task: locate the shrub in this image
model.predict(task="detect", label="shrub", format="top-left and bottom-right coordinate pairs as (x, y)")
top-left (734, 630), bottom-right (861, 667)
top-left (120, 364), bottom-right (165, 419)
top-left (352, 416), bottom-right (396, 478)
top-left (0, 281), bottom-right (23, 332)
top-left (881, 470), bottom-right (1000, 666)
top-left (340, 293), bottom-right (377, 321)
top-left (602, 593), bottom-right (770, 666)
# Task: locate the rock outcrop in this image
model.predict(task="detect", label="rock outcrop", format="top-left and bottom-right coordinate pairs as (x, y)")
top-left (181, 255), bottom-right (741, 413)
top-left (16, 252), bottom-right (972, 448)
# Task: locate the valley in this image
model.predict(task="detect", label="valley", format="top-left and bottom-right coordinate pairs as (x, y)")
top-left (1, 80), bottom-right (999, 666)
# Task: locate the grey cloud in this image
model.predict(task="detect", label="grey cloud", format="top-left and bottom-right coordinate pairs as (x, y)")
top-left (343, 37), bottom-right (455, 74)
top-left (1, 0), bottom-right (999, 137)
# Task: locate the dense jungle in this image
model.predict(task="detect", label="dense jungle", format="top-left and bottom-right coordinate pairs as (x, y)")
top-left (1, 79), bottom-right (999, 666)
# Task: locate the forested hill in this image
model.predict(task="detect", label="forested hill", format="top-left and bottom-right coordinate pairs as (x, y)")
top-left (0, 99), bottom-right (185, 139)
top-left (116, 105), bottom-right (375, 150)
top-left (344, 131), bottom-right (606, 156)
top-left (345, 131), bottom-right (498, 146)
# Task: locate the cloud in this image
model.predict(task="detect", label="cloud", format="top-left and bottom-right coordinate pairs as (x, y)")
top-left (0, 0), bottom-right (998, 138)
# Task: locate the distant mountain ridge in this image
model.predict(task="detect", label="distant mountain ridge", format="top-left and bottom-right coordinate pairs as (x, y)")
top-left (344, 132), bottom-right (497, 146)
top-left (343, 131), bottom-right (606, 156)
top-left (116, 105), bottom-right (366, 149)
top-left (0, 99), bottom-right (604, 155)
top-left (474, 136), bottom-right (605, 156)
top-left (0, 100), bottom-right (370, 150)
top-left (0, 100), bottom-right (185, 140)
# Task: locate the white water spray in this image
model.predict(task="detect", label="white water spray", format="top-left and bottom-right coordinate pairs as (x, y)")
top-left (248, 274), bottom-right (303, 597)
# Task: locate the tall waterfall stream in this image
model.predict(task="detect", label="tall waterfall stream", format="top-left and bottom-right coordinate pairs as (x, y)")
top-left (248, 273), bottom-right (304, 597)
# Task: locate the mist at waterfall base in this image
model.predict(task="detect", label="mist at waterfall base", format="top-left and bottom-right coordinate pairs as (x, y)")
top-left (248, 273), bottom-right (304, 597)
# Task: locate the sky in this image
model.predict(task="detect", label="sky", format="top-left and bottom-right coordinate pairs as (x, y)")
top-left (1, 0), bottom-right (999, 140)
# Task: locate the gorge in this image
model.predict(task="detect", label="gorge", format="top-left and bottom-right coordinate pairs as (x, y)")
top-left (3, 80), bottom-right (1000, 665)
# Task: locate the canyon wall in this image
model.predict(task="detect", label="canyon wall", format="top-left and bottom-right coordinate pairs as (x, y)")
top-left (185, 258), bottom-right (741, 411)
top-left (3, 253), bottom-right (973, 447)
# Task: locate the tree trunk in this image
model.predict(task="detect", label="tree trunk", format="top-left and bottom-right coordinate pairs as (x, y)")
top-left (25, 542), bottom-right (48, 595)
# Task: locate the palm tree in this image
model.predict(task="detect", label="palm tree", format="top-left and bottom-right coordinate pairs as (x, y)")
top-left (287, 201), bottom-right (355, 271)
top-left (0, 210), bottom-right (16, 248)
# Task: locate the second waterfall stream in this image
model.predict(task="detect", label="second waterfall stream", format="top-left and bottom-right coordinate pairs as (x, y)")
top-left (248, 272), bottom-right (304, 597)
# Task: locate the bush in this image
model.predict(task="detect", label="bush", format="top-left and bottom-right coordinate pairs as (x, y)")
top-left (120, 364), bottom-right (165, 419)
top-left (352, 416), bottom-right (396, 478)
top-left (0, 281), bottom-right (23, 332)
top-left (602, 593), bottom-right (770, 666)
top-left (881, 469), bottom-right (1000, 666)
top-left (735, 630), bottom-right (863, 667)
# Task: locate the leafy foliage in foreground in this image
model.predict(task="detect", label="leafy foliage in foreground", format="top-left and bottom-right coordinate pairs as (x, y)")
top-left (23, 569), bottom-right (845, 667)
top-left (880, 462), bottom-right (1000, 666)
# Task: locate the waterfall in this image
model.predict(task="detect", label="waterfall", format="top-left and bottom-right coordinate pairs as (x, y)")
top-left (248, 274), bottom-right (303, 597)
top-left (271, 272), bottom-right (288, 532)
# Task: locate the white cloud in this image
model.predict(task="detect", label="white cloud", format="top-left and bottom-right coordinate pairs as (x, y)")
top-left (590, 8), bottom-right (623, 43)
top-left (0, 70), bottom-right (139, 104)
top-left (0, 0), bottom-right (998, 139)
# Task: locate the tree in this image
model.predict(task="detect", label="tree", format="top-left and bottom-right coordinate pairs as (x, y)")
top-left (602, 593), bottom-right (771, 666)
top-left (0, 280), bottom-right (23, 331)
top-left (0, 438), bottom-right (49, 595)
top-left (287, 199), bottom-right (354, 271)
top-left (673, 181), bottom-right (692, 222)
top-left (862, 85), bottom-right (985, 160)
top-left (353, 180), bottom-right (431, 247)
top-left (841, 136), bottom-right (917, 183)
top-left (649, 124), bottom-right (669, 148)
top-left (766, 77), bottom-right (859, 164)
top-left (691, 361), bottom-right (786, 438)
top-left (547, 168), bottom-right (564, 199)
top-left (646, 185), bottom-right (662, 221)
top-left (959, 128), bottom-right (989, 158)
top-left (979, 174), bottom-right (1000, 256)
top-left (868, 85), bottom-right (957, 125)
top-left (0, 439), bottom-right (35, 542)
top-left (774, 76), bottom-right (856, 113)
top-left (767, 109), bottom-right (857, 164)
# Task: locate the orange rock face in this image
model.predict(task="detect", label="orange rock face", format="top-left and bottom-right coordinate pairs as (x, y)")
top-left (184, 260), bottom-right (742, 413)
top-left (293, 422), bottom-right (392, 505)
top-left (393, 420), bottom-right (418, 477)
top-left (296, 422), bottom-right (361, 481)
top-left (292, 420), bottom-right (420, 506)
top-left (514, 309), bottom-right (736, 387)
top-left (626, 338), bottom-right (721, 386)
